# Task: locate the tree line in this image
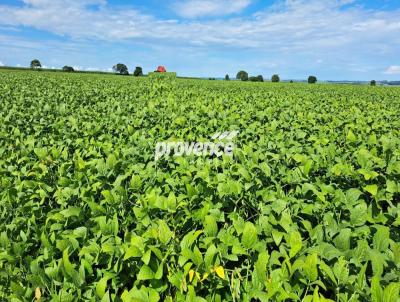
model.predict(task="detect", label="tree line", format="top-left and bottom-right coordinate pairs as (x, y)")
top-left (232, 71), bottom-right (318, 84)
top-left (112, 64), bottom-right (143, 76)
top-left (29, 59), bottom-right (379, 85)
top-left (230, 71), bottom-right (378, 85)
top-left (30, 60), bottom-right (144, 77)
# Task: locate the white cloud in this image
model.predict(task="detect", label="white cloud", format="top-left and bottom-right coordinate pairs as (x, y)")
top-left (85, 67), bottom-right (98, 71)
top-left (173, 0), bottom-right (251, 18)
top-left (0, 61), bottom-right (4, 66)
top-left (384, 66), bottom-right (400, 74)
top-left (0, 0), bottom-right (153, 40)
top-left (0, 0), bottom-right (398, 53)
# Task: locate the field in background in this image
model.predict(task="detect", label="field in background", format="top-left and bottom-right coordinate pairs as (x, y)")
top-left (0, 70), bottom-right (399, 301)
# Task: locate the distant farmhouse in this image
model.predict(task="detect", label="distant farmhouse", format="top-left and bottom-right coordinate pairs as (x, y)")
top-left (149, 66), bottom-right (176, 78)
top-left (156, 66), bottom-right (166, 73)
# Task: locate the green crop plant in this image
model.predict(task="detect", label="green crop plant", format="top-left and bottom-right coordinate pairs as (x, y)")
top-left (0, 70), bottom-right (399, 301)
top-left (148, 72), bottom-right (177, 79)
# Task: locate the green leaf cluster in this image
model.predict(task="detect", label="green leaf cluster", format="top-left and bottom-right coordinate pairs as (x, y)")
top-left (0, 70), bottom-right (399, 301)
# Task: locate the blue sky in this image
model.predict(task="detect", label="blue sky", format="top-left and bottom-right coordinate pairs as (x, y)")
top-left (0, 0), bottom-right (399, 80)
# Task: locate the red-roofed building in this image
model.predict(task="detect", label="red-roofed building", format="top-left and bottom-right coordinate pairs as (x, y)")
top-left (156, 66), bottom-right (166, 73)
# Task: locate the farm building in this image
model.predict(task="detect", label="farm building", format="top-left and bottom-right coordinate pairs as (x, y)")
top-left (148, 66), bottom-right (177, 78)
top-left (156, 66), bottom-right (167, 73)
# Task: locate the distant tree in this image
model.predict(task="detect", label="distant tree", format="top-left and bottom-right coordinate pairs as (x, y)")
top-left (370, 80), bottom-right (376, 86)
top-left (225, 74), bottom-right (230, 81)
top-left (30, 59), bottom-right (42, 69)
top-left (208, 77), bottom-right (216, 80)
top-left (308, 76), bottom-right (317, 84)
top-left (290, 80), bottom-right (294, 83)
top-left (249, 75), bottom-right (264, 82)
top-left (62, 66), bottom-right (74, 72)
top-left (236, 70), bottom-right (248, 81)
top-left (133, 66), bottom-right (143, 77)
top-left (113, 63), bottom-right (129, 75)
top-left (271, 74), bottom-right (280, 83)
